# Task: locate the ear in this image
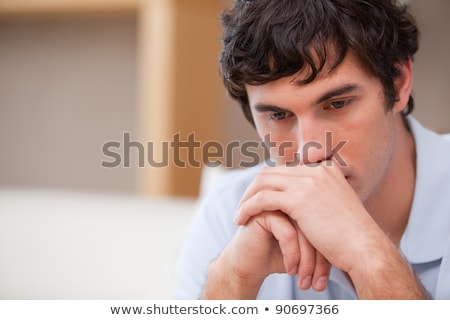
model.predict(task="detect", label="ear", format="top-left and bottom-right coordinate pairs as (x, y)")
top-left (392, 58), bottom-right (413, 114)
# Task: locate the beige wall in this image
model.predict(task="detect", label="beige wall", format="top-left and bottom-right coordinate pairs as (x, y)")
top-left (410, 0), bottom-right (450, 133)
top-left (0, 13), bottom-right (138, 193)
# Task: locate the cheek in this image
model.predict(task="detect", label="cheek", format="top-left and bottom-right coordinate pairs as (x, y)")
top-left (344, 118), bottom-right (396, 201)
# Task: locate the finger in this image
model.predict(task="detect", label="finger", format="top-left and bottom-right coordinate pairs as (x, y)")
top-left (323, 157), bottom-right (346, 178)
top-left (234, 190), bottom-right (296, 225)
top-left (312, 251), bottom-right (331, 292)
top-left (260, 212), bottom-right (301, 275)
top-left (237, 165), bottom-right (322, 208)
top-left (237, 170), bottom-right (303, 208)
top-left (295, 226), bottom-right (316, 290)
top-left (235, 163), bottom-right (347, 224)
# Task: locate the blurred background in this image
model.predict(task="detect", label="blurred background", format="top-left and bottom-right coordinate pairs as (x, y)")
top-left (0, 0), bottom-right (230, 198)
top-left (0, 0), bottom-right (449, 199)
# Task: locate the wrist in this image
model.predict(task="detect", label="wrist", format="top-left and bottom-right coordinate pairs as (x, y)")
top-left (202, 248), bottom-right (265, 300)
top-left (348, 239), bottom-right (427, 299)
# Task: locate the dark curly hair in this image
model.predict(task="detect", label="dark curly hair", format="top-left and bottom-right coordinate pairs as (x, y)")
top-left (220, 0), bottom-right (419, 126)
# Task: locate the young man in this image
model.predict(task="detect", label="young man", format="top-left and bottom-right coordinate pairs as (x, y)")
top-left (174, 0), bottom-right (450, 299)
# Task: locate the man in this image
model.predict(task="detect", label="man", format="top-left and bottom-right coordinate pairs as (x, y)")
top-left (174, 0), bottom-right (450, 299)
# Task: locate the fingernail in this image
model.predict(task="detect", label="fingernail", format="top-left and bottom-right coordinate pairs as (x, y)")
top-left (314, 276), bottom-right (328, 291)
top-left (301, 275), bottom-right (312, 290)
top-left (289, 266), bottom-right (298, 276)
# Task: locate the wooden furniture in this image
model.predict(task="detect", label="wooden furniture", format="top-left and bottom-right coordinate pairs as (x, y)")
top-left (0, 0), bottom-right (226, 197)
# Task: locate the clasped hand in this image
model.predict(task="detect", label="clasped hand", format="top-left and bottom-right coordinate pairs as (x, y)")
top-left (230, 160), bottom-right (376, 292)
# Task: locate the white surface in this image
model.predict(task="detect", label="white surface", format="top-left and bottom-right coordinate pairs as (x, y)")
top-left (443, 133), bottom-right (450, 142)
top-left (0, 188), bottom-right (197, 299)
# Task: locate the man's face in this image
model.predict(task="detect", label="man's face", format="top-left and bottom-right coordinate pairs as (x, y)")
top-left (246, 53), bottom-right (402, 203)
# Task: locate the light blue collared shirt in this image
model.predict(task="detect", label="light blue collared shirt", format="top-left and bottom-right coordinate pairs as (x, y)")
top-left (174, 117), bottom-right (450, 299)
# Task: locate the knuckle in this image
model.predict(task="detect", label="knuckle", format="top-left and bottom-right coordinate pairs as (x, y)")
top-left (282, 226), bottom-right (298, 242)
top-left (300, 260), bottom-right (316, 274)
top-left (260, 166), bottom-right (272, 175)
top-left (255, 190), bottom-right (270, 203)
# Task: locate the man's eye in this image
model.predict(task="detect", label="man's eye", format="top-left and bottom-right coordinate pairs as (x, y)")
top-left (329, 99), bottom-right (352, 109)
top-left (268, 112), bottom-right (287, 120)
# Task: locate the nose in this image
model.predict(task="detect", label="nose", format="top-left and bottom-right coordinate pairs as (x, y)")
top-left (296, 120), bottom-right (331, 165)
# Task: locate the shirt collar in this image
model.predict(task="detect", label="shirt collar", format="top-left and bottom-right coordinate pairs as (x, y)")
top-left (399, 116), bottom-right (450, 264)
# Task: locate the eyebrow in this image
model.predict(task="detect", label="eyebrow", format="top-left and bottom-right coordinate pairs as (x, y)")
top-left (315, 84), bottom-right (360, 104)
top-left (253, 83), bottom-right (361, 113)
top-left (254, 104), bottom-right (288, 113)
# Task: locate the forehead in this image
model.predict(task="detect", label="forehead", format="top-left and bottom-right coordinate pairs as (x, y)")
top-left (246, 51), bottom-right (375, 102)
top-left (294, 50), bottom-right (371, 84)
